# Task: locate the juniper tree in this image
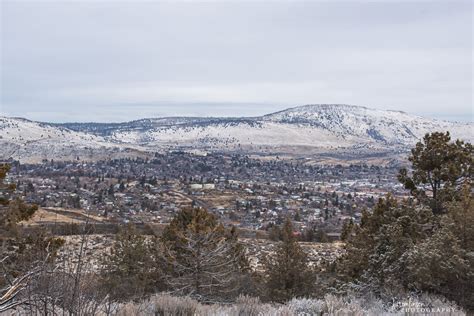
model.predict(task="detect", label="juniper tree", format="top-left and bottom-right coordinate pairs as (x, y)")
top-left (263, 218), bottom-right (314, 302)
top-left (0, 164), bottom-right (64, 312)
top-left (336, 195), bottom-right (433, 294)
top-left (402, 184), bottom-right (474, 309)
top-left (159, 208), bottom-right (249, 302)
top-left (100, 225), bottom-right (161, 301)
top-left (398, 131), bottom-right (473, 214)
top-left (337, 135), bottom-right (473, 308)
top-left (340, 218), bottom-right (354, 241)
top-left (0, 164), bottom-right (37, 234)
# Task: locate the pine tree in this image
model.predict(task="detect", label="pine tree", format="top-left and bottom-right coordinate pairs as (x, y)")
top-left (0, 164), bottom-right (37, 233)
top-left (336, 195), bottom-right (432, 291)
top-left (362, 202), bottom-right (432, 295)
top-left (446, 184), bottom-right (474, 255)
top-left (159, 208), bottom-right (248, 302)
top-left (402, 184), bottom-right (474, 308)
top-left (336, 135), bottom-right (473, 308)
top-left (100, 225), bottom-right (160, 301)
top-left (0, 164), bottom-right (64, 303)
top-left (398, 131), bottom-right (473, 214)
top-left (402, 217), bottom-right (469, 304)
top-left (340, 218), bottom-right (354, 241)
top-left (263, 218), bottom-right (314, 302)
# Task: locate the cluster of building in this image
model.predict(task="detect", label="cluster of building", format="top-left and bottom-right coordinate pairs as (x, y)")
top-left (7, 152), bottom-right (408, 239)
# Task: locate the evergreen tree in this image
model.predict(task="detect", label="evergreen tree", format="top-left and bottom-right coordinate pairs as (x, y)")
top-left (108, 184), bottom-right (114, 196)
top-left (268, 224), bottom-right (283, 241)
top-left (337, 135), bottom-right (473, 309)
top-left (340, 218), bottom-right (354, 241)
top-left (398, 131), bottom-right (473, 214)
top-left (402, 184), bottom-right (474, 308)
top-left (0, 164), bottom-right (37, 233)
top-left (402, 217), bottom-right (470, 305)
top-left (159, 208), bottom-right (249, 301)
top-left (336, 195), bottom-right (432, 292)
top-left (263, 218), bottom-right (314, 302)
top-left (119, 181), bottom-right (126, 192)
top-left (0, 164), bottom-right (64, 295)
top-left (100, 225), bottom-right (160, 301)
top-left (361, 202), bottom-right (432, 295)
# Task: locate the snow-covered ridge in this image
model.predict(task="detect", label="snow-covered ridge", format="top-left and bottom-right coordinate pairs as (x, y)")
top-left (260, 104), bottom-right (472, 144)
top-left (98, 104), bottom-right (472, 147)
top-left (0, 116), bottom-right (120, 163)
top-left (0, 116), bottom-right (101, 143)
top-left (1, 104), bottom-right (472, 162)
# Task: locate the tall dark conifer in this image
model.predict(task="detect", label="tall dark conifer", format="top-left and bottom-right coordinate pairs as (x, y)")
top-left (263, 218), bottom-right (314, 302)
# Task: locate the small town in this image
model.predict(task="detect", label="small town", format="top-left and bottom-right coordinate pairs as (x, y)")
top-left (1, 0), bottom-right (472, 313)
top-left (6, 152), bottom-right (408, 240)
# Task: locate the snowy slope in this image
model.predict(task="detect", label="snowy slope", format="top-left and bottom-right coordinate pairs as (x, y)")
top-left (262, 104), bottom-right (473, 145)
top-left (1, 104), bottom-right (472, 162)
top-left (0, 117), bottom-right (120, 162)
top-left (104, 104), bottom-right (473, 149)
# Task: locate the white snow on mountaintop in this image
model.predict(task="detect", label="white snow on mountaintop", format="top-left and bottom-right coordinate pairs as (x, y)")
top-left (261, 104), bottom-right (473, 144)
top-left (0, 117), bottom-right (120, 162)
top-left (107, 104), bottom-right (473, 148)
top-left (0, 117), bottom-right (100, 143)
top-left (1, 104), bottom-right (472, 162)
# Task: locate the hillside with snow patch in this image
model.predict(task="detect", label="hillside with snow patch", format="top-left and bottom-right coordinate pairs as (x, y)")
top-left (100, 104), bottom-right (472, 149)
top-left (0, 117), bottom-right (125, 162)
top-left (2, 104), bottom-right (472, 162)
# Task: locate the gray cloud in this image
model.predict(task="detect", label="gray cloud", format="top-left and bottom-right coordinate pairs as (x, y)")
top-left (1, 0), bottom-right (472, 122)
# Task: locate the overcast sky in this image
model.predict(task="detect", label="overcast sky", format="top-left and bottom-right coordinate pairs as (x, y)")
top-left (1, 0), bottom-right (472, 122)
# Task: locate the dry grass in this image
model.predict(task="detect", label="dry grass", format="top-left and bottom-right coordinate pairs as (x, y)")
top-left (4, 293), bottom-right (464, 315)
top-left (19, 207), bottom-right (105, 226)
top-left (109, 293), bottom-right (465, 316)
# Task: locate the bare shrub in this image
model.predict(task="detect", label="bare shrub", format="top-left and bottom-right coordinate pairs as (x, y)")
top-left (99, 292), bottom-right (466, 316)
top-left (287, 297), bottom-right (324, 315)
top-left (233, 295), bottom-right (264, 316)
top-left (150, 294), bottom-right (199, 316)
top-left (322, 294), bottom-right (363, 315)
top-left (115, 301), bottom-right (149, 316)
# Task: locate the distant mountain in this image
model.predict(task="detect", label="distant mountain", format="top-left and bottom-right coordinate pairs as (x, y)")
top-left (1, 104), bottom-right (472, 162)
top-left (0, 117), bottom-right (121, 162)
top-left (57, 104), bottom-right (472, 147)
top-left (262, 104), bottom-right (473, 145)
